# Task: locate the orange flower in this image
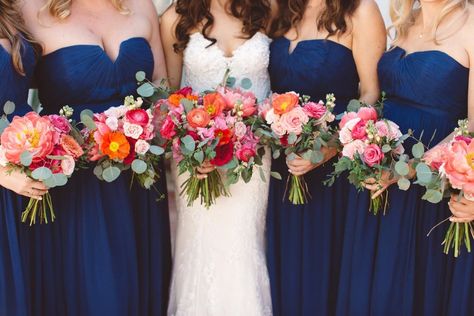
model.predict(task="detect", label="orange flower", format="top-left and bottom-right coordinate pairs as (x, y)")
top-left (214, 129), bottom-right (233, 145)
top-left (60, 134), bottom-right (84, 159)
top-left (272, 93), bottom-right (299, 115)
top-left (101, 131), bottom-right (131, 160)
top-left (203, 92), bottom-right (226, 117)
top-left (187, 108), bottom-right (211, 129)
top-left (168, 93), bottom-right (185, 107)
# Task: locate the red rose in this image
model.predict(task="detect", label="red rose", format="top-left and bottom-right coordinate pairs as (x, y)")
top-left (351, 120), bottom-right (367, 140)
top-left (280, 135), bottom-right (289, 147)
top-left (236, 145), bottom-right (256, 162)
top-left (363, 144), bottom-right (384, 167)
top-left (210, 142), bottom-right (234, 166)
top-left (187, 130), bottom-right (200, 141)
top-left (126, 109), bottom-right (149, 127)
top-left (175, 86), bottom-right (193, 96)
top-left (160, 116), bottom-right (176, 140)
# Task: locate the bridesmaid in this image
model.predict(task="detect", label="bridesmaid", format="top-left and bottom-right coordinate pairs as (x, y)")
top-left (338, 0), bottom-right (474, 314)
top-left (266, 0), bottom-right (385, 314)
top-left (0, 2), bottom-right (43, 315)
top-left (22, 0), bottom-right (171, 315)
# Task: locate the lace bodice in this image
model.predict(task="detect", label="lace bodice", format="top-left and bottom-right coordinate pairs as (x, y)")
top-left (182, 32), bottom-right (271, 101)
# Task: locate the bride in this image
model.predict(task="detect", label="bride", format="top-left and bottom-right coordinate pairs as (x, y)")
top-left (161, 0), bottom-right (273, 315)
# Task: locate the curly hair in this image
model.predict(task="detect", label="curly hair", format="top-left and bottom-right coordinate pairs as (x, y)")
top-left (0, 0), bottom-right (41, 75)
top-left (40, 0), bottom-right (129, 20)
top-left (270, 0), bottom-right (360, 38)
top-left (173, 0), bottom-right (271, 53)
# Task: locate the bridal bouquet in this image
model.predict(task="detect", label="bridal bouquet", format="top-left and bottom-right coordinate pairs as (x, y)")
top-left (0, 104), bottom-right (85, 225)
top-left (417, 119), bottom-right (474, 257)
top-left (325, 99), bottom-right (409, 215)
top-left (255, 92), bottom-right (336, 204)
top-left (156, 86), bottom-right (266, 208)
top-left (82, 96), bottom-right (165, 190)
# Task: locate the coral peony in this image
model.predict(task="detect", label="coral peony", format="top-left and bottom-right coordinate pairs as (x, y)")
top-left (442, 139), bottom-right (474, 199)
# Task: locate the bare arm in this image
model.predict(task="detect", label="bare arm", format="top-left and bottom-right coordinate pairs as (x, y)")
top-left (160, 5), bottom-right (183, 90)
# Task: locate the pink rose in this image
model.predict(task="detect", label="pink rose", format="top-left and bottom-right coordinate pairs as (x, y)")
top-left (339, 112), bottom-right (358, 128)
top-left (423, 144), bottom-right (448, 171)
top-left (357, 107), bottom-right (378, 122)
top-left (60, 155), bottom-right (75, 176)
top-left (280, 107), bottom-right (309, 135)
top-left (351, 120), bottom-right (367, 140)
top-left (234, 121), bottom-right (247, 139)
top-left (342, 140), bottom-right (367, 160)
top-left (123, 122), bottom-right (144, 139)
top-left (271, 121), bottom-right (287, 137)
top-left (106, 116), bottom-right (119, 131)
top-left (339, 126), bottom-right (354, 145)
top-left (125, 109), bottom-right (150, 127)
top-left (160, 116), bottom-right (176, 140)
top-left (49, 115), bottom-right (71, 134)
top-left (363, 144), bottom-right (384, 167)
top-left (303, 101), bottom-right (327, 119)
top-left (1, 112), bottom-right (55, 164)
top-left (236, 144), bottom-right (256, 162)
top-left (135, 139), bottom-right (151, 155)
top-left (442, 140), bottom-right (474, 200)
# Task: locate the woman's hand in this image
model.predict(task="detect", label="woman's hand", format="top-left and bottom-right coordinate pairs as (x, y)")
top-left (196, 161), bottom-right (216, 180)
top-left (449, 194), bottom-right (474, 223)
top-left (362, 170), bottom-right (398, 199)
top-left (0, 168), bottom-right (48, 200)
top-left (287, 147), bottom-right (337, 176)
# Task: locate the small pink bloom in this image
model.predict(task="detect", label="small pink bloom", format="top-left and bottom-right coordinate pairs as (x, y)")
top-left (351, 120), bottom-right (367, 140)
top-left (123, 122), bottom-right (143, 140)
top-left (303, 101), bottom-right (327, 119)
top-left (271, 121), bottom-right (287, 137)
top-left (160, 116), bottom-right (176, 140)
top-left (135, 139), bottom-right (151, 155)
top-left (339, 112), bottom-right (358, 129)
top-left (280, 107), bottom-right (309, 135)
top-left (213, 115), bottom-right (228, 130)
top-left (234, 121), bottom-right (247, 139)
top-left (363, 144), bottom-right (384, 167)
top-left (49, 115), bottom-right (71, 133)
top-left (342, 139), bottom-right (367, 160)
top-left (60, 155), bottom-right (75, 176)
top-left (106, 116), bottom-right (119, 131)
top-left (357, 107), bottom-right (378, 122)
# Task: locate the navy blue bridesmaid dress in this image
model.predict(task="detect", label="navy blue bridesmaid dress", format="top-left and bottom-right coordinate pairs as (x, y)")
top-left (336, 47), bottom-right (473, 315)
top-left (267, 37), bottom-right (359, 315)
top-left (28, 37), bottom-right (171, 315)
top-left (0, 40), bottom-right (35, 316)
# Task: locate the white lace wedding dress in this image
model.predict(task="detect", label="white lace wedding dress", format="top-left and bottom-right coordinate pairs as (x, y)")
top-left (168, 32), bottom-right (273, 316)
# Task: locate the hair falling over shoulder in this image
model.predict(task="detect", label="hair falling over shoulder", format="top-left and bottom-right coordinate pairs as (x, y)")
top-left (173, 0), bottom-right (271, 53)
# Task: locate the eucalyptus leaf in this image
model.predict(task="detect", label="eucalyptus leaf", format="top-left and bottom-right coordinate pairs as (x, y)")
top-left (287, 133), bottom-right (297, 145)
top-left (412, 142), bottom-right (425, 159)
top-left (382, 144), bottom-right (392, 153)
top-left (80, 109), bottom-right (94, 120)
top-left (102, 166), bottom-right (121, 183)
top-left (241, 168), bottom-right (252, 183)
top-left (181, 135), bottom-right (196, 152)
top-left (137, 82), bottom-right (155, 98)
top-left (397, 177), bottom-right (411, 191)
top-left (135, 71), bottom-right (146, 82)
top-left (271, 171), bottom-right (282, 180)
top-left (347, 99), bottom-right (362, 113)
top-left (43, 173), bottom-right (68, 188)
top-left (226, 76), bottom-right (236, 88)
top-left (0, 117), bottom-right (8, 134)
top-left (416, 163), bottom-right (433, 184)
top-left (181, 99), bottom-right (195, 113)
top-left (222, 157), bottom-right (238, 170)
top-left (149, 145), bottom-right (165, 156)
top-left (31, 167), bottom-right (53, 181)
top-left (132, 159), bottom-right (147, 174)
top-left (272, 149), bottom-right (281, 160)
top-left (194, 150), bottom-right (204, 164)
top-left (310, 150), bottom-right (324, 164)
top-left (93, 165), bottom-right (103, 178)
top-left (20, 151), bottom-right (32, 167)
top-left (3, 101), bottom-right (15, 115)
top-left (287, 152), bottom-right (298, 161)
top-left (258, 167), bottom-right (266, 182)
top-left (240, 78), bottom-right (252, 90)
top-left (81, 115), bottom-right (96, 131)
top-left (394, 160), bottom-right (409, 176)
top-left (422, 189), bottom-right (444, 204)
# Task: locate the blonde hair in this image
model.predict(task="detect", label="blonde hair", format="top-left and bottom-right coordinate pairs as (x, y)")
top-left (389, 0), bottom-right (469, 44)
top-left (40, 0), bottom-right (130, 20)
top-left (0, 0), bottom-right (41, 75)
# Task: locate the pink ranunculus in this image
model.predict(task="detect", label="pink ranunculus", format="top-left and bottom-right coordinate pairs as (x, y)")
top-left (363, 144), bottom-right (384, 167)
top-left (60, 155), bottom-right (75, 176)
top-left (1, 112), bottom-right (55, 164)
top-left (234, 121), bottom-right (247, 139)
top-left (280, 107), bottom-right (309, 135)
top-left (126, 109), bottom-right (150, 127)
top-left (123, 122), bottom-right (144, 139)
top-left (351, 119), bottom-right (367, 140)
top-left (160, 116), bottom-right (176, 140)
top-left (339, 111), bottom-right (358, 128)
top-left (423, 144), bottom-right (448, 171)
top-left (342, 139), bottom-right (367, 160)
top-left (303, 101), bottom-right (327, 119)
top-left (442, 140), bottom-right (474, 199)
top-left (357, 107), bottom-right (378, 122)
top-left (135, 139), bottom-right (151, 155)
top-left (49, 115), bottom-right (71, 134)
top-left (236, 144), bottom-right (256, 162)
top-left (271, 121), bottom-right (287, 137)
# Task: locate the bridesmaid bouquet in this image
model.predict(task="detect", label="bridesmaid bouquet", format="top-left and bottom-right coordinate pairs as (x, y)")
top-left (256, 92), bottom-right (336, 204)
top-left (82, 96), bottom-right (165, 190)
top-left (156, 86), bottom-right (266, 208)
top-left (417, 119), bottom-right (474, 257)
top-left (326, 99), bottom-right (409, 215)
top-left (0, 104), bottom-right (85, 225)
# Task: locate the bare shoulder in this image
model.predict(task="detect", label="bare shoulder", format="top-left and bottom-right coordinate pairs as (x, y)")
top-left (161, 3), bottom-right (179, 27)
top-left (352, 0), bottom-right (383, 22)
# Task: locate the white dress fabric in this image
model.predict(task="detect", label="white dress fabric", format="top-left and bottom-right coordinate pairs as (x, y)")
top-left (168, 32), bottom-right (273, 316)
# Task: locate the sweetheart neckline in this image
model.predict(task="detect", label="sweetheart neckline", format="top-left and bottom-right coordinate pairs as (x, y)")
top-left (41, 37), bottom-right (149, 64)
top-left (278, 37), bottom-right (352, 56)
top-left (392, 46), bottom-right (469, 70)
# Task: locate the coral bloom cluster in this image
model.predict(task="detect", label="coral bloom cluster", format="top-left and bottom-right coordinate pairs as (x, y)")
top-left (424, 135), bottom-right (474, 201)
top-left (0, 112), bottom-right (83, 176)
top-left (338, 106), bottom-right (403, 167)
top-left (88, 96), bottom-right (155, 164)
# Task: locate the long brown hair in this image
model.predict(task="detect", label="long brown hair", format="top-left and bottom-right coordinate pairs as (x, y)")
top-left (0, 0), bottom-right (41, 75)
top-left (173, 0), bottom-right (272, 53)
top-left (270, 0), bottom-right (360, 38)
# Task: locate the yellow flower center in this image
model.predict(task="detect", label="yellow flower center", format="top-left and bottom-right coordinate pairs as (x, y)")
top-left (109, 141), bottom-right (120, 152)
top-left (280, 102), bottom-right (289, 111)
top-left (465, 153), bottom-right (474, 170)
top-left (206, 105), bottom-right (216, 115)
top-left (21, 129), bottom-right (40, 147)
